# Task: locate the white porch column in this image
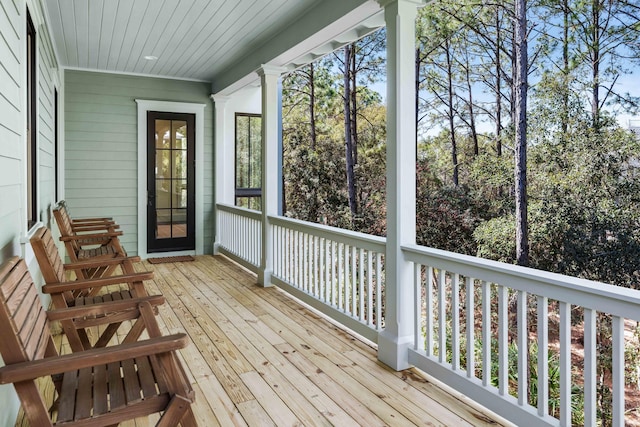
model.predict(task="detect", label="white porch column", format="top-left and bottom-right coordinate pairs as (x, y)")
top-left (212, 94), bottom-right (232, 255)
top-left (257, 65), bottom-right (284, 287)
top-left (377, 0), bottom-right (422, 370)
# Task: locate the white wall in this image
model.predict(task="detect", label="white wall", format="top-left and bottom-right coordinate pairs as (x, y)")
top-left (214, 84), bottom-right (261, 206)
top-left (0, 0), bottom-right (61, 425)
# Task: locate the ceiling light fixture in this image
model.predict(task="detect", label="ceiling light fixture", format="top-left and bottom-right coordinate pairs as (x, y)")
top-left (144, 55), bottom-right (158, 61)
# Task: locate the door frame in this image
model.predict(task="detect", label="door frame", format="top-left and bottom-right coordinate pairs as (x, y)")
top-left (146, 111), bottom-right (196, 253)
top-left (136, 99), bottom-right (205, 258)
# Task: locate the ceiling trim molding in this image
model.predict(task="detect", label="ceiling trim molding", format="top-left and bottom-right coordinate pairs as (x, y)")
top-left (212, 0), bottom-right (381, 95)
top-left (63, 66), bottom-right (211, 83)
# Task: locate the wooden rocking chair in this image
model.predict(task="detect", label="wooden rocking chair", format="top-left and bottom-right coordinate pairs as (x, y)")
top-left (53, 202), bottom-right (127, 279)
top-left (0, 257), bottom-right (197, 426)
top-left (31, 227), bottom-right (162, 352)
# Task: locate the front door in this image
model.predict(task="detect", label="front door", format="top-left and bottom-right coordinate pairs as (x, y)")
top-left (147, 112), bottom-right (195, 252)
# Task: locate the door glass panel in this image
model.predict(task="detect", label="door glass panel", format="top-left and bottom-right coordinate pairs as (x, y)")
top-left (156, 209), bottom-right (171, 225)
top-left (173, 121), bottom-right (187, 149)
top-left (172, 151), bottom-right (187, 179)
top-left (156, 120), bottom-right (171, 148)
top-left (172, 179), bottom-right (187, 208)
top-left (156, 150), bottom-right (171, 178)
top-left (172, 209), bottom-right (187, 237)
top-left (156, 179), bottom-right (171, 209)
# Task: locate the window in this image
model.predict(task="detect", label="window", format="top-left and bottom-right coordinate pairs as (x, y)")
top-left (26, 10), bottom-right (37, 227)
top-left (235, 113), bottom-right (262, 210)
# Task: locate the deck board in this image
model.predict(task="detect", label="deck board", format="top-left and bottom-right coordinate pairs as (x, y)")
top-left (15, 254), bottom-right (508, 426)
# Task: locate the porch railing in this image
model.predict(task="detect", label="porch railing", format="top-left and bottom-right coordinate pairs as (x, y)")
top-left (216, 203), bottom-right (640, 426)
top-left (216, 204), bottom-right (262, 272)
top-left (404, 243), bottom-right (640, 427)
top-left (270, 215), bottom-right (385, 343)
top-left (215, 203), bottom-right (385, 343)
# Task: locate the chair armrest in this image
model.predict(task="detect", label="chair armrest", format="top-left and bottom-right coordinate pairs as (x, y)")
top-left (71, 222), bottom-right (120, 232)
top-left (0, 333), bottom-right (188, 384)
top-left (63, 256), bottom-right (142, 270)
top-left (42, 272), bottom-right (154, 294)
top-left (71, 217), bottom-right (114, 223)
top-left (59, 231), bottom-right (123, 241)
top-left (46, 295), bottom-right (165, 321)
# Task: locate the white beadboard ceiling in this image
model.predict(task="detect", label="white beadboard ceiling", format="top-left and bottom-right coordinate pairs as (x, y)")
top-left (44, 0), bottom-right (325, 82)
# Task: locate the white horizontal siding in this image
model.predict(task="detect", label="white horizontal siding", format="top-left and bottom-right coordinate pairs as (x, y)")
top-left (0, 0), bottom-right (23, 264)
top-left (64, 70), bottom-right (213, 256)
top-left (0, 0), bottom-right (61, 424)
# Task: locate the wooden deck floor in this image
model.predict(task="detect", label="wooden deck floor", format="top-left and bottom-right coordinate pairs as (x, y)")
top-left (17, 255), bottom-right (507, 426)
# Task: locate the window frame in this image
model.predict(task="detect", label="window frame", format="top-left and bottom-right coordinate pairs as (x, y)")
top-left (26, 10), bottom-right (37, 228)
top-left (54, 88), bottom-right (59, 201)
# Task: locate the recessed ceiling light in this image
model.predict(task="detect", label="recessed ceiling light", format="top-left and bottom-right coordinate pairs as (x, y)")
top-left (144, 55), bottom-right (158, 61)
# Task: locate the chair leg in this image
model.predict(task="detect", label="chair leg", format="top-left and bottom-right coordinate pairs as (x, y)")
top-left (179, 407), bottom-right (198, 427)
top-left (156, 395), bottom-right (192, 427)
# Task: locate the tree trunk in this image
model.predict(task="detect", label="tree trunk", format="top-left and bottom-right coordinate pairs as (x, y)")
top-left (561, 0), bottom-right (570, 138)
top-left (465, 53), bottom-right (479, 156)
top-left (309, 63), bottom-right (317, 150)
top-left (514, 0), bottom-right (529, 266)
top-left (590, 0), bottom-right (601, 129)
top-left (495, 5), bottom-right (503, 156)
top-left (350, 46), bottom-right (358, 166)
top-left (445, 38), bottom-right (459, 186)
top-left (416, 47), bottom-right (421, 148)
top-left (308, 63), bottom-right (319, 222)
top-left (344, 45), bottom-right (358, 220)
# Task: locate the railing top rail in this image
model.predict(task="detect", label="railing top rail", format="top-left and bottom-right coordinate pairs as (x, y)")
top-left (403, 243), bottom-right (640, 320)
top-left (216, 203), bottom-right (262, 221)
top-left (269, 215), bottom-right (386, 253)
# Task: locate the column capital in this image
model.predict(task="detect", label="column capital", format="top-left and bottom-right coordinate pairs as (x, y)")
top-left (257, 64), bottom-right (287, 78)
top-left (211, 93), bottom-right (230, 104)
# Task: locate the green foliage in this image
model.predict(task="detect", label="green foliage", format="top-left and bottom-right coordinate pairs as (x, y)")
top-left (282, 36), bottom-right (387, 234)
top-left (474, 215), bottom-right (516, 263)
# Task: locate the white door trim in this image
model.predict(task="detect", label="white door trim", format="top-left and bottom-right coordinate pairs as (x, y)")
top-left (136, 99), bottom-right (206, 258)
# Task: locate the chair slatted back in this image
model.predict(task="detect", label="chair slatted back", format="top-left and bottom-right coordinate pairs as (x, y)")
top-left (30, 227), bottom-right (65, 284)
top-left (0, 257), bottom-right (54, 364)
top-left (53, 203), bottom-right (81, 253)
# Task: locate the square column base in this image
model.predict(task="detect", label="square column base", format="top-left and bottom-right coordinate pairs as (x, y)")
top-left (257, 269), bottom-right (274, 288)
top-left (377, 329), bottom-right (413, 371)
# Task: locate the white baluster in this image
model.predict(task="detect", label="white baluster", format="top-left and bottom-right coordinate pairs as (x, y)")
top-left (498, 285), bottom-right (508, 396)
top-left (427, 267), bottom-right (434, 357)
top-left (482, 281), bottom-right (491, 387)
top-left (517, 290), bottom-right (527, 406)
top-left (352, 245), bottom-right (357, 317)
top-left (466, 277), bottom-right (474, 378)
top-left (415, 264), bottom-right (423, 351)
top-left (584, 308), bottom-right (596, 425)
top-left (537, 296), bottom-right (548, 417)
top-left (376, 253), bottom-right (382, 330)
top-left (359, 248), bottom-right (365, 321)
top-left (612, 315), bottom-right (624, 427)
top-left (331, 241), bottom-right (337, 306)
top-left (452, 273), bottom-right (460, 371)
top-left (303, 233), bottom-right (308, 292)
top-left (367, 251), bottom-right (373, 326)
top-left (559, 301), bottom-right (571, 426)
top-left (439, 269), bottom-right (446, 363)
